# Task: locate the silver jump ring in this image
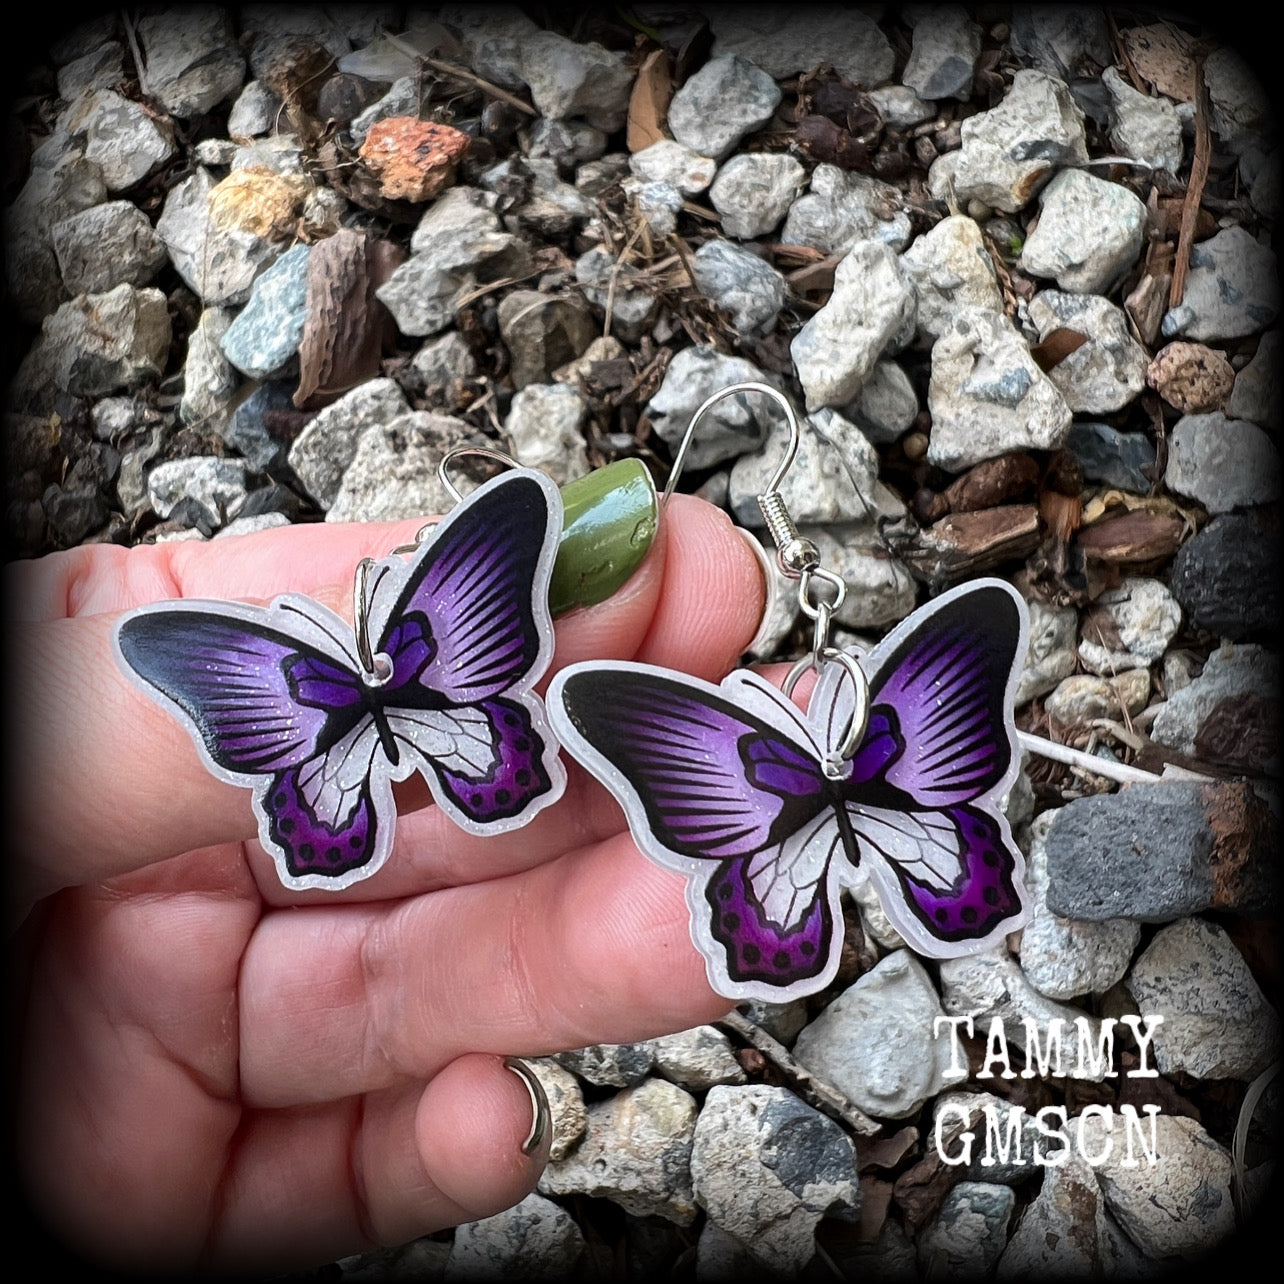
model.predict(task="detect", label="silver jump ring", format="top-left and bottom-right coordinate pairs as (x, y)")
top-left (798, 566), bottom-right (847, 620)
top-left (352, 557), bottom-right (393, 683)
top-left (781, 647), bottom-right (870, 775)
top-left (437, 445), bottom-right (522, 504)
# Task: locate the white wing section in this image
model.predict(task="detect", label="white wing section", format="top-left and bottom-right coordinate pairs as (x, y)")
top-left (385, 705), bottom-right (497, 778)
top-left (746, 811), bottom-right (840, 929)
top-left (845, 804), bottom-right (964, 891)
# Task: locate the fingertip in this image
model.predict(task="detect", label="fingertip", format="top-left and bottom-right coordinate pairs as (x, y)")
top-left (414, 1054), bottom-right (547, 1222)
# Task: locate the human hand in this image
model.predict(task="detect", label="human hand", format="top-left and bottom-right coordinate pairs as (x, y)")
top-left (7, 493), bottom-right (765, 1274)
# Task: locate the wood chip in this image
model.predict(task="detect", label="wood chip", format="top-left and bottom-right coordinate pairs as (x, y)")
top-left (627, 47), bottom-right (672, 152)
top-left (1170, 60), bottom-right (1211, 309)
top-left (1074, 509), bottom-right (1186, 563)
top-left (1119, 22), bottom-right (1199, 102)
top-left (1029, 327), bottom-right (1089, 372)
top-left (942, 452), bottom-right (1040, 513)
top-left (887, 504), bottom-right (1042, 585)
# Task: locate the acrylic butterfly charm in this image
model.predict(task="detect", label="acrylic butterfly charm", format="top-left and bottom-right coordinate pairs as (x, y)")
top-left (550, 579), bottom-right (1031, 1001)
top-left (113, 469), bottom-right (566, 891)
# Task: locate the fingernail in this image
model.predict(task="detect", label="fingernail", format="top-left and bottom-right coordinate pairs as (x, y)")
top-left (504, 1056), bottom-right (551, 1156)
top-left (550, 459), bottom-right (659, 617)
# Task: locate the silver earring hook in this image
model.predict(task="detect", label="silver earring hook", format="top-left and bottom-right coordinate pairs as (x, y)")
top-left (437, 445), bottom-right (522, 505)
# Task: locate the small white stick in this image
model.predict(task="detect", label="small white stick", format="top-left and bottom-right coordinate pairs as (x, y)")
top-left (1016, 730), bottom-right (1206, 785)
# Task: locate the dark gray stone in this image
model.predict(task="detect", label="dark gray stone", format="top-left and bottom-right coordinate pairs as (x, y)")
top-left (553, 1042), bottom-right (654, 1087)
top-left (1065, 421), bottom-right (1156, 492)
top-left (1169, 509), bottom-right (1281, 640)
top-left (1044, 784), bottom-right (1215, 922)
top-left (224, 381), bottom-right (296, 472)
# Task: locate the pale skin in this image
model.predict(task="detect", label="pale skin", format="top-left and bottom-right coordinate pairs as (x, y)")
top-left (7, 495), bottom-right (765, 1275)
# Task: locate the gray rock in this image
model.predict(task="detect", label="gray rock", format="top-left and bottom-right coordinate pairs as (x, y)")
top-left (439, 4), bottom-right (538, 91)
top-left (794, 950), bottom-right (968, 1119)
top-left (802, 525), bottom-right (918, 631)
top-left (375, 260), bottom-right (474, 339)
top-left (735, 1000), bottom-right (808, 1045)
top-left (227, 80), bottom-right (282, 137)
top-left (708, 153), bottom-right (804, 240)
top-left (157, 168), bottom-right (283, 306)
top-left (620, 176), bottom-right (684, 238)
top-left (446, 1192), bottom-right (584, 1281)
top-left (1044, 784), bottom-right (1219, 922)
top-left (554, 1042), bottom-right (655, 1087)
top-left (705, 7), bottom-right (895, 86)
top-left (51, 15), bottom-right (120, 67)
top-left (34, 284), bottom-right (170, 397)
top-left (349, 76), bottom-right (418, 145)
top-left (503, 383), bottom-right (591, 485)
top-left (668, 55), bottom-right (781, 161)
top-left (63, 89), bottom-right (176, 192)
top-left (326, 411), bottom-right (489, 524)
top-left (215, 512), bottom-right (292, 539)
top-left (647, 347), bottom-right (781, 469)
top-left (918, 1181), bottom-right (1014, 1277)
top-left (56, 42), bottom-right (125, 101)
top-left (220, 243), bottom-right (311, 379)
top-left (648, 1026), bottom-right (745, 1091)
top-left (180, 307), bottom-right (240, 430)
top-left (228, 135), bottom-right (307, 176)
top-left (1203, 45), bottom-right (1272, 154)
top-left (690, 239), bottom-right (787, 336)
top-left (1162, 227), bottom-right (1280, 341)
top-left (933, 1091), bottom-right (1043, 1185)
top-left (694, 1221), bottom-right (764, 1281)
top-left (497, 290), bottom-right (596, 390)
top-left (90, 397), bottom-right (145, 440)
top-left (1103, 65), bottom-right (1183, 173)
top-left (1009, 6), bottom-right (1112, 79)
top-left (527, 117), bottom-right (608, 173)
top-left (792, 239), bottom-right (916, 410)
top-left (902, 5), bottom-right (982, 102)
top-left (1169, 512), bottom-right (1281, 641)
top-left (926, 308), bottom-right (1073, 471)
top-left (240, 5), bottom-right (354, 58)
top-left (523, 1058), bottom-right (586, 1162)
top-left (408, 186), bottom-right (526, 276)
top-left (193, 138), bottom-right (239, 168)
top-left (484, 157), bottom-right (594, 239)
top-left (4, 149), bottom-right (108, 323)
top-left (1239, 143), bottom-right (1282, 219)
top-left (728, 410), bottom-right (878, 528)
top-left (1016, 599), bottom-right (1078, 705)
top-left (1081, 1111), bottom-right (1236, 1259)
top-left (288, 377), bottom-right (409, 509)
top-left (137, 7), bottom-right (245, 118)
top-left (115, 424), bottom-right (166, 518)
top-left (1027, 291), bottom-right (1148, 413)
top-left (409, 331), bottom-right (478, 395)
top-left (691, 1085), bottom-right (860, 1274)
top-left (951, 70), bottom-right (1088, 212)
top-left (1021, 170), bottom-right (1146, 294)
top-left (50, 200), bottom-right (167, 295)
top-left (997, 1155), bottom-right (1144, 1277)
top-left (900, 214), bottom-right (1004, 342)
top-left (1018, 812), bottom-right (1141, 1001)
top-left (1065, 421), bottom-right (1157, 492)
top-left (521, 32), bottom-right (633, 131)
top-left (1163, 412), bottom-right (1281, 512)
top-left (1151, 643), bottom-right (1279, 768)
top-left (1125, 917), bottom-right (1280, 1080)
top-left (539, 1078), bottom-right (698, 1224)
top-left (782, 165), bottom-right (912, 255)
top-left (575, 152), bottom-right (630, 198)
top-left (938, 948), bottom-right (1111, 1081)
top-left (1078, 577), bottom-right (1181, 675)
top-left (869, 85), bottom-right (936, 128)
top-left (841, 360), bottom-right (918, 444)
top-left (147, 456), bottom-right (249, 527)
top-left (1044, 670), bottom-right (1150, 725)
top-left (575, 248), bottom-right (657, 344)
top-left (221, 379), bottom-right (293, 472)
top-left (1227, 330), bottom-right (1282, 426)
top-left (628, 140), bottom-right (717, 196)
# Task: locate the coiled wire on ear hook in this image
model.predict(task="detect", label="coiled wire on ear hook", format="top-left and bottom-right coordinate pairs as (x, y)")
top-left (661, 380), bottom-right (869, 761)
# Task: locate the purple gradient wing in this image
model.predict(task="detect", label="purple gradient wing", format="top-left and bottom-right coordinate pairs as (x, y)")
top-left (115, 609), bottom-right (355, 773)
top-left (430, 698), bottom-right (554, 825)
top-left (265, 765), bottom-right (378, 880)
top-left (376, 472), bottom-right (557, 704)
top-left (866, 583), bottom-right (1024, 807)
top-left (556, 667), bottom-right (829, 860)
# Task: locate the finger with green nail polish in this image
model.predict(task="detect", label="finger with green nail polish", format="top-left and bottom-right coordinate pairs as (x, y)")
top-left (550, 459), bottom-right (659, 617)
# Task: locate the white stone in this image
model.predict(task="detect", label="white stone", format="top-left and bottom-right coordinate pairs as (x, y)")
top-left (705, 7), bottom-right (895, 86)
top-left (709, 152), bottom-right (805, 239)
top-left (503, 383), bottom-right (591, 485)
top-left (1027, 290), bottom-right (1148, 414)
top-left (1016, 599), bottom-right (1078, 705)
top-left (1161, 226), bottom-right (1280, 341)
top-left (180, 307), bottom-right (239, 429)
top-left (668, 54), bottom-right (781, 161)
top-left (147, 456), bottom-right (249, 526)
top-left (628, 140), bottom-right (717, 195)
top-left (1103, 66), bottom-right (1183, 173)
top-left (690, 239), bottom-right (787, 335)
top-left (648, 1026), bottom-right (745, 1091)
top-left (902, 5), bottom-right (982, 102)
top-left (782, 164), bottom-right (912, 255)
top-left (137, 7), bottom-right (245, 118)
top-left (63, 89), bottom-right (176, 192)
top-left (50, 200), bottom-right (167, 295)
top-left (520, 32), bottom-right (633, 131)
top-left (900, 215), bottom-right (1004, 342)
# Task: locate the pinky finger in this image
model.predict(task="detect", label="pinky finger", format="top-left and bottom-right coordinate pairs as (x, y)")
top-left (208, 1055), bottom-right (549, 1273)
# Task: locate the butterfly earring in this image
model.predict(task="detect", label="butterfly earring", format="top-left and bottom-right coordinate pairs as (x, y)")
top-left (113, 462), bottom-right (567, 892)
top-left (549, 383), bottom-right (1032, 1002)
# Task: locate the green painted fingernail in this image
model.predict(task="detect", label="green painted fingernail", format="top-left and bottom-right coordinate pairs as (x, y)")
top-left (550, 459), bottom-right (659, 616)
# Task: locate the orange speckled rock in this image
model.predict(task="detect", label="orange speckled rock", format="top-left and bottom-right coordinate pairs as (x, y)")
top-left (208, 166), bottom-right (311, 241)
top-left (1146, 341), bottom-right (1235, 414)
top-left (357, 117), bottom-right (471, 203)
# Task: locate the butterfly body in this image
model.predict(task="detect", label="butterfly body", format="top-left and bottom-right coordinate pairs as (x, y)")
top-left (114, 470), bottom-right (566, 891)
top-left (551, 579), bottom-right (1031, 1001)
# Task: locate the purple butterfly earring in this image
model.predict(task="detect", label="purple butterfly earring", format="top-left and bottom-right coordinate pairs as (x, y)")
top-left (113, 462), bottom-right (567, 892)
top-left (549, 383), bottom-right (1032, 1002)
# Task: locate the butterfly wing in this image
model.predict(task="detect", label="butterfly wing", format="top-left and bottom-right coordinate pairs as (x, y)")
top-left (114, 599), bottom-right (397, 889)
top-left (810, 579), bottom-right (1030, 955)
top-left (362, 469), bottom-right (565, 832)
top-left (551, 662), bottom-right (846, 999)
